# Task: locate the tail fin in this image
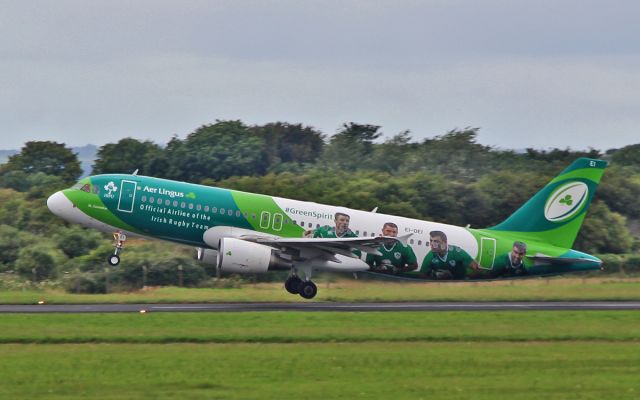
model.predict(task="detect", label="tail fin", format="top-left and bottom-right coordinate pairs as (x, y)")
top-left (488, 158), bottom-right (608, 248)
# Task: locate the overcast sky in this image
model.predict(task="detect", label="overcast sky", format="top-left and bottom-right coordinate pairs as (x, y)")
top-left (1, 0), bottom-right (639, 151)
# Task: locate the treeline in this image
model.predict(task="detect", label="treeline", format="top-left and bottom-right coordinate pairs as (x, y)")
top-left (0, 120), bottom-right (639, 292)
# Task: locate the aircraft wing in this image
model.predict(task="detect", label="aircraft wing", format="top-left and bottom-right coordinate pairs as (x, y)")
top-left (252, 236), bottom-right (407, 260)
top-left (526, 255), bottom-right (601, 265)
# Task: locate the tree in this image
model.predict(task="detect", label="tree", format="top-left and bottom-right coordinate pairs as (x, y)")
top-left (0, 141), bottom-right (82, 184)
top-left (165, 120), bottom-right (267, 182)
top-left (607, 143), bottom-right (640, 168)
top-left (322, 123), bottom-right (382, 170)
top-left (92, 138), bottom-right (164, 175)
top-left (252, 122), bottom-right (325, 169)
top-left (574, 201), bottom-right (634, 254)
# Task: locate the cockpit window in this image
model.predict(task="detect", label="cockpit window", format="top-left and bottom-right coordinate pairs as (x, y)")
top-left (80, 184), bottom-right (91, 193)
top-left (92, 185), bottom-right (100, 194)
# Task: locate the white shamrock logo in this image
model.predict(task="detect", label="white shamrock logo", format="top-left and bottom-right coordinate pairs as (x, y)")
top-left (104, 182), bottom-right (118, 194)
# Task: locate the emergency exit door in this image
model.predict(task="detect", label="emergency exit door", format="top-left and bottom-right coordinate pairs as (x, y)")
top-left (479, 237), bottom-right (496, 270)
top-left (117, 180), bottom-right (137, 213)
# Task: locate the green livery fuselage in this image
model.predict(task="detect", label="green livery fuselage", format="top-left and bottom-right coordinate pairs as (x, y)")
top-left (59, 157), bottom-right (607, 280)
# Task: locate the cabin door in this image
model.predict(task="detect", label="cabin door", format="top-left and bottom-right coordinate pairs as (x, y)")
top-left (479, 237), bottom-right (497, 270)
top-left (117, 180), bottom-right (138, 213)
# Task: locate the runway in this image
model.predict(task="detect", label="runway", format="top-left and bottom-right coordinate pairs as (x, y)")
top-left (1, 301), bottom-right (640, 313)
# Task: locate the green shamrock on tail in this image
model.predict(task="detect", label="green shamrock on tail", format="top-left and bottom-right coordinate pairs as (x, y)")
top-left (559, 194), bottom-right (573, 206)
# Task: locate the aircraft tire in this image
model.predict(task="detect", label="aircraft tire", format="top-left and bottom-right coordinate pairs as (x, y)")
top-left (285, 276), bottom-right (302, 294)
top-left (108, 254), bottom-right (120, 266)
top-left (299, 281), bottom-right (317, 299)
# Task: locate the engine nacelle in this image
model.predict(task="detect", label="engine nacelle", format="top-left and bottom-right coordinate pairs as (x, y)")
top-left (217, 237), bottom-right (291, 274)
top-left (203, 226), bottom-right (279, 249)
top-left (196, 247), bottom-right (219, 266)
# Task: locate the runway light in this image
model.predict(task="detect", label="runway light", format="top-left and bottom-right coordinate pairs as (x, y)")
top-left (139, 309), bottom-right (147, 314)
top-left (37, 300), bottom-right (45, 305)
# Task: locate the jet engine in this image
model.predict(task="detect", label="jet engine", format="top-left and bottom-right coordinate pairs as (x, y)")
top-left (217, 237), bottom-right (292, 274)
top-left (196, 247), bottom-right (219, 266)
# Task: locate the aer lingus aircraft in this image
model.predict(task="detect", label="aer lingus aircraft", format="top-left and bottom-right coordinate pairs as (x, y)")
top-left (47, 158), bottom-right (607, 299)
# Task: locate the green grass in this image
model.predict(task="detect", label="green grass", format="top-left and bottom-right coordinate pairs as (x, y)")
top-left (0, 342), bottom-right (639, 399)
top-left (1, 312), bottom-right (639, 399)
top-left (0, 311), bottom-right (638, 344)
top-left (3, 276), bottom-right (640, 304)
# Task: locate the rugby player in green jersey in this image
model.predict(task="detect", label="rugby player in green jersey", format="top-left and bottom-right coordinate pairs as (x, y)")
top-left (312, 212), bottom-right (361, 256)
top-left (491, 241), bottom-right (528, 277)
top-left (366, 222), bottom-right (418, 274)
top-left (312, 212), bottom-right (357, 238)
top-left (420, 230), bottom-right (479, 280)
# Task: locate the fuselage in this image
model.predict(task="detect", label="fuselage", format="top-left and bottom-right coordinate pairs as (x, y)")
top-left (47, 173), bottom-right (602, 279)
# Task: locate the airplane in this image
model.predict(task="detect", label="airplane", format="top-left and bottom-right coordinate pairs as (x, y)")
top-left (47, 157), bottom-right (607, 299)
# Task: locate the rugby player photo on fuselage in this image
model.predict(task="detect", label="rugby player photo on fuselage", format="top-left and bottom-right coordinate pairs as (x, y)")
top-left (366, 222), bottom-right (418, 274)
top-left (418, 230), bottom-right (480, 280)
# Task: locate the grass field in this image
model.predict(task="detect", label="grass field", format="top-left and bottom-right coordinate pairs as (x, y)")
top-left (0, 311), bottom-right (639, 399)
top-left (2, 279), bottom-right (640, 399)
top-left (3, 276), bottom-right (640, 304)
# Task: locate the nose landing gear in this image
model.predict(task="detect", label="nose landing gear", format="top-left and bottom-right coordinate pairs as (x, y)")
top-left (107, 232), bottom-right (127, 266)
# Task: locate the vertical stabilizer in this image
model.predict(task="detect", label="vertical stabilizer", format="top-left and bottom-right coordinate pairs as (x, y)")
top-left (488, 158), bottom-right (608, 248)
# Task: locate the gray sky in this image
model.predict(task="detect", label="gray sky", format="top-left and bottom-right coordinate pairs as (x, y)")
top-left (1, 0), bottom-right (639, 151)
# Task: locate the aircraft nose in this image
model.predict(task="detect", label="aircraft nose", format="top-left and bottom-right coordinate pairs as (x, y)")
top-left (47, 191), bottom-right (70, 218)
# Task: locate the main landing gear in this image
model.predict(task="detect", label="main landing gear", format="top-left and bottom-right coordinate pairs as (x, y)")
top-left (107, 231), bottom-right (127, 266)
top-left (284, 270), bottom-right (318, 300)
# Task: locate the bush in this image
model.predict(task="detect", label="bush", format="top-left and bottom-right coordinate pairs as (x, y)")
top-left (15, 247), bottom-right (58, 281)
top-left (623, 254), bottom-right (640, 274)
top-left (64, 273), bottom-right (106, 294)
top-left (55, 226), bottom-right (103, 258)
top-left (597, 254), bottom-right (623, 274)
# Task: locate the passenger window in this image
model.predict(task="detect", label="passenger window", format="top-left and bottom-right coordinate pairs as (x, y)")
top-left (141, 196), bottom-right (147, 202)
top-left (410, 239), bottom-right (415, 244)
top-left (300, 221), bottom-right (305, 226)
top-left (418, 240), bottom-right (422, 245)
top-left (173, 200), bottom-right (178, 207)
top-left (204, 206), bottom-right (210, 212)
top-left (363, 232), bottom-right (367, 236)
top-left (220, 208), bottom-right (225, 214)
top-left (235, 210), bottom-right (241, 217)
top-left (308, 222), bottom-right (312, 228)
top-left (212, 207), bottom-right (218, 213)
top-left (150, 197), bottom-right (155, 204)
top-left (189, 203), bottom-right (194, 210)
top-left (181, 202), bottom-right (186, 208)
top-left (228, 209), bottom-right (233, 216)
top-left (165, 199), bottom-right (170, 206)
top-left (197, 204), bottom-right (202, 211)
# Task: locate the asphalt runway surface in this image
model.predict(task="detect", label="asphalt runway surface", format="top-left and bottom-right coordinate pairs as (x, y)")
top-left (0, 301), bottom-right (639, 313)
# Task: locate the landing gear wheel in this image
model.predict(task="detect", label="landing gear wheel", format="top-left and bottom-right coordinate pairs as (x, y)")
top-left (285, 276), bottom-right (302, 294)
top-left (108, 254), bottom-right (120, 266)
top-left (299, 281), bottom-right (317, 299)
